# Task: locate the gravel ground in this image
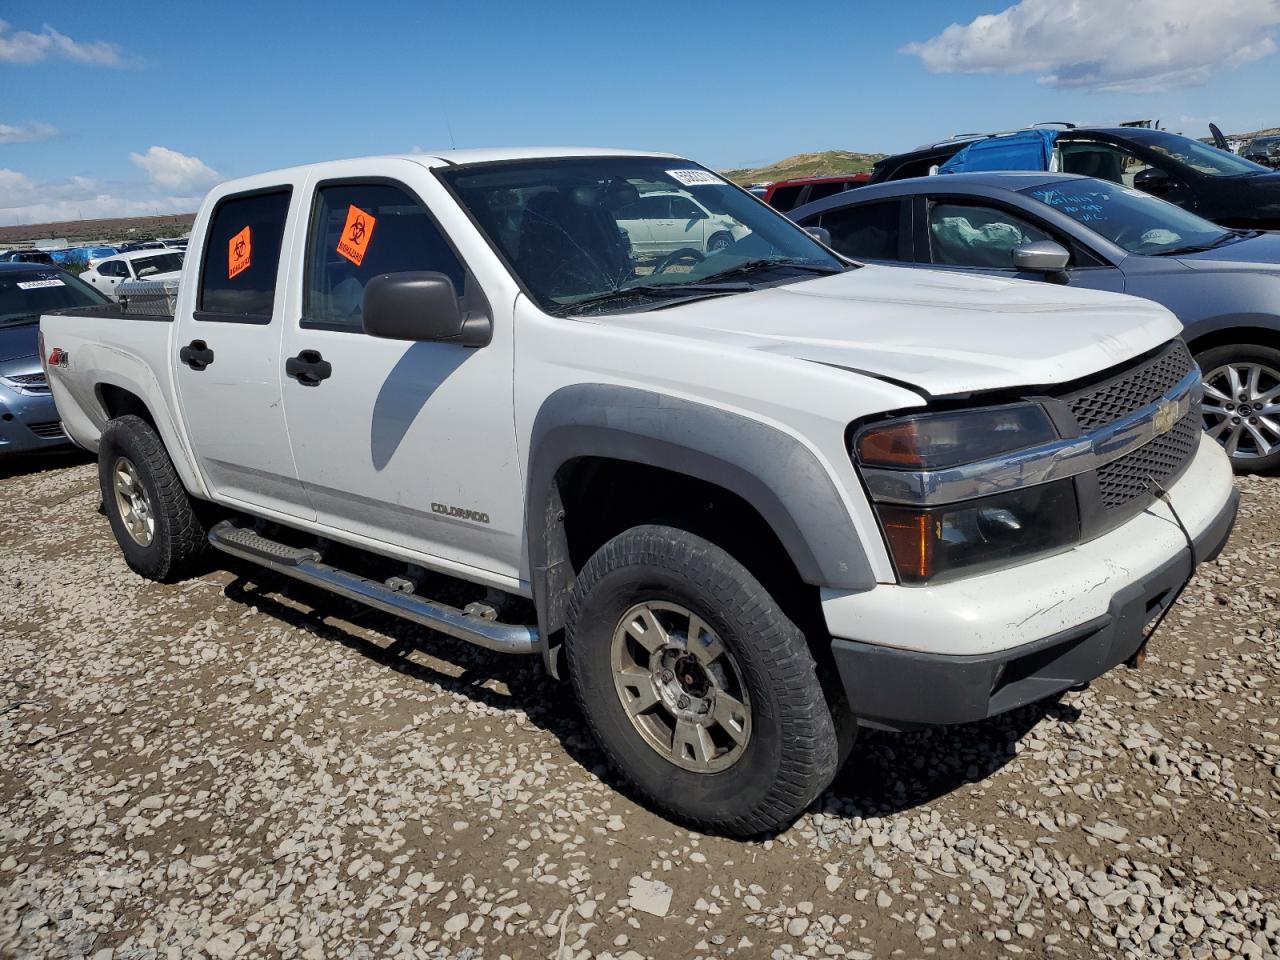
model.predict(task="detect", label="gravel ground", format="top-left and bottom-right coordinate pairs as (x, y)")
top-left (1, 453), bottom-right (1277, 960)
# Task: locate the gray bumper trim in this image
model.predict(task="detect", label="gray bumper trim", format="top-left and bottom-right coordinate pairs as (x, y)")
top-left (831, 487), bottom-right (1239, 731)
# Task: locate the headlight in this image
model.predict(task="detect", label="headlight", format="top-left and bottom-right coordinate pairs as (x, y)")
top-left (855, 404), bottom-right (1057, 469)
top-left (875, 481), bottom-right (1079, 583)
top-left (853, 404), bottom-right (1080, 584)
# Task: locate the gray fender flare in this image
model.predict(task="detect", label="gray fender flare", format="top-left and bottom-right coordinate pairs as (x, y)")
top-left (526, 384), bottom-right (876, 675)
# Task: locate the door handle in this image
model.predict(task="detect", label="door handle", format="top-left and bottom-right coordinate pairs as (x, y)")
top-left (180, 339), bottom-right (214, 371)
top-left (286, 349), bottom-right (333, 386)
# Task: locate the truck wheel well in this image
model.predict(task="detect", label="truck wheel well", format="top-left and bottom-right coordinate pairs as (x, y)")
top-left (96, 384), bottom-right (159, 433)
top-left (554, 457), bottom-right (821, 634)
top-left (1186, 326), bottom-right (1280, 358)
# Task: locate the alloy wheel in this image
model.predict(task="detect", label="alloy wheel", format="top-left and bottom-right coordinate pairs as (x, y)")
top-left (1202, 362), bottom-right (1280, 460)
top-left (112, 456), bottom-right (155, 547)
top-left (610, 600), bottom-right (752, 773)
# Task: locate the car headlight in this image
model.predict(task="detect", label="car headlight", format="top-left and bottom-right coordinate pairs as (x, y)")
top-left (852, 404), bottom-right (1081, 584)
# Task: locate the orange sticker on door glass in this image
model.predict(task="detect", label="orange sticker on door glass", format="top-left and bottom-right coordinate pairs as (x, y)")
top-left (336, 205), bottom-right (376, 266)
top-left (228, 226), bottom-right (251, 279)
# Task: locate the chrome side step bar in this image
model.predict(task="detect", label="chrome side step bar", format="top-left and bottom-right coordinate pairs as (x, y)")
top-left (207, 520), bottom-right (539, 655)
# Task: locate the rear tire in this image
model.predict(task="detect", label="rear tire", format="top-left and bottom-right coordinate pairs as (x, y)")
top-left (1195, 343), bottom-right (1280, 475)
top-left (99, 415), bottom-right (208, 582)
top-left (565, 524), bottom-right (840, 836)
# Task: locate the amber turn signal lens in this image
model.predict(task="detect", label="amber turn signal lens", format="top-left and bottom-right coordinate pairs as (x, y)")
top-left (879, 507), bottom-right (936, 581)
top-left (857, 421), bottom-right (923, 468)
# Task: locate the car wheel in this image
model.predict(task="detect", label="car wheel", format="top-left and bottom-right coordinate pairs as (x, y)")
top-left (564, 524), bottom-right (841, 836)
top-left (99, 415), bottom-right (209, 581)
top-left (1196, 343), bottom-right (1280, 474)
top-left (707, 231), bottom-right (734, 254)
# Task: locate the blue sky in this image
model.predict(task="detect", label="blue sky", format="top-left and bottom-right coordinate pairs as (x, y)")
top-left (3, 0), bottom-right (1279, 225)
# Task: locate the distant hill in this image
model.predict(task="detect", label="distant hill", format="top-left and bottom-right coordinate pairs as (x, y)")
top-left (0, 213), bottom-right (196, 248)
top-left (722, 150), bottom-right (887, 186)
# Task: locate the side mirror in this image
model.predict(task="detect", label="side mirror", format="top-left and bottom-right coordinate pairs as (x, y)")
top-left (362, 271), bottom-right (491, 346)
top-left (1133, 166), bottom-right (1172, 195)
top-left (805, 225), bottom-right (832, 246)
top-left (1012, 240), bottom-right (1070, 274)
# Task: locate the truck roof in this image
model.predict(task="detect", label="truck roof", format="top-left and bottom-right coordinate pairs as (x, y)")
top-left (211, 147), bottom-right (683, 196)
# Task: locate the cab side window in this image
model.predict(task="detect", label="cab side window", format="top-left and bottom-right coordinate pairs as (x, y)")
top-left (928, 201), bottom-right (1052, 269)
top-left (98, 260), bottom-right (128, 278)
top-left (813, 200), bottom-right (902, 261)
top-left (303, 182), bottom-right (466, 333)
top-left (197, 188), bottom-right (292, 322)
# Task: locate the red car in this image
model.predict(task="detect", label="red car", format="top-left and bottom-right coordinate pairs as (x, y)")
top-left (758, 173), bottom-right (870, 212)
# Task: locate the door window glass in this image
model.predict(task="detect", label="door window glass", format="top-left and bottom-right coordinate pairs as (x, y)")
top-left (98, 260), bottom-right (127, 278)
top-left (814, 201), bottom-right (901, 261)
top-left (929, 202), bottom-right (1052, 268)
top-left (667, 195), bottom-right (705, 220)
top-left (303, 181), bottom-right (466, 332)
top-left (198, 189), bottom-right (292, 321)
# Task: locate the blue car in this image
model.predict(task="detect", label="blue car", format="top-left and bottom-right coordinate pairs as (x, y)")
top-left (791, 172), bottom-right (1280, 473)
top-left (0, 263), bottom-right (110, 455)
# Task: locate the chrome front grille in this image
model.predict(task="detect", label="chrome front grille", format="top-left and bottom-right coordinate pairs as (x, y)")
top-left (1052, 340), bottom-right (1201, 517)
top-left (1095, 412), bottom-right (1201, 508)
top-left (1061, 340), bottom-right (1196, 431)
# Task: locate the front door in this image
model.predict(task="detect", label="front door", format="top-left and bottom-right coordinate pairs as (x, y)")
top-left (173, 185), bottom-right (314, 520)
top-left (278, 172), bottom-right (524, 584)
top-left (922, 198), bottom-right (1125, 293)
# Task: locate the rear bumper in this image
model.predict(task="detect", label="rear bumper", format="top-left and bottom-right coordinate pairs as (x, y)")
top-left (825, 436), bottom-right (1238, 730)
top-left (0, 383), bottom-right (67, 454)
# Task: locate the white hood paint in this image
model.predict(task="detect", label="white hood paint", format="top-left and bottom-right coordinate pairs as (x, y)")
top-left (609, 265), bottom-right (1182, 396)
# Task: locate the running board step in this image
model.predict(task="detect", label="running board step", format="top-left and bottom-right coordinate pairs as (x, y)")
top-left (207, 520), bottom-right (538, 655)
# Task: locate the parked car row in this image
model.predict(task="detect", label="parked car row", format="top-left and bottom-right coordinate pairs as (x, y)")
top-left (79, 249), bottom-right (185, 300)
top-left (792, 126), bottom-right (1280, 473)
top-left (0, 262), bottom-right (110, 455)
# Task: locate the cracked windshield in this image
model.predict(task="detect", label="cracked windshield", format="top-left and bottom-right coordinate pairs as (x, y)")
top-left (440, 156), bottom-right (844, 315)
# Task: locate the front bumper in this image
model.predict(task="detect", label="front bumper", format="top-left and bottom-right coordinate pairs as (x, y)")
top-left (0, 381), bottom-right (68, 455)
top-left (823, 436), bottom-right (1238, 730)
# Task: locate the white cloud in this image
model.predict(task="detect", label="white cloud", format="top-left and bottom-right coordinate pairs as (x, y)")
top-left (129, 146), bottom-right (220, 191)
top-left (0, 167), bottom-right (202, 227)
top-left (0, 121), bottom-right (58, 144)
top-left (0, 19), bottom-right (125, 67)
top-left (904, 0), bottom-right (1280, 92)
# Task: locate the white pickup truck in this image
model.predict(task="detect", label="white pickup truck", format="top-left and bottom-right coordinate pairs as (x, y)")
top-left (40, 148), bottom-right (1238, 835)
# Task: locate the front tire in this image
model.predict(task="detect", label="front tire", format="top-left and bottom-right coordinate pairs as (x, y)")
top-left (98, 415), bottom-right (208, 582)
top-left (564, 525), bottom-right (840, 836)
top-left (1196, 343), bottom-right (1280, 475)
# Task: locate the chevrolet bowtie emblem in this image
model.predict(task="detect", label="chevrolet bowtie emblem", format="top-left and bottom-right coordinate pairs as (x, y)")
top-left (1153, 399), bottom-right (1178, 435)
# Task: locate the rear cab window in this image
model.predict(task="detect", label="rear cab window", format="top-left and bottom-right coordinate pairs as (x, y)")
top-left (197, 188), bottom-right (292, 323)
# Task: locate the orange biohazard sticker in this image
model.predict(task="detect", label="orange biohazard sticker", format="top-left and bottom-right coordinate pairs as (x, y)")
top-left (336, 205), bottom-right (376, 266)
top-left (228, 226), bottom-right (251, 279)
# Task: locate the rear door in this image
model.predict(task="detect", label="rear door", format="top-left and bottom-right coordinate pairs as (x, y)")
top-left (173, 184), bottom-right (314, 519)
top-left (800, 199), bottom-right (909, 265)
top-left (277, 168), bottom-right (523, 582)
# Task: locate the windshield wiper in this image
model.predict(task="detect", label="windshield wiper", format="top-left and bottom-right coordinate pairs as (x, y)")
top-left (0, 314), bottom-right (40, 325)
top-left (697, 258), bottom-right (846, 284)
top-left (556, 281), bottom-right (753, 317)
top-left (1154, 230), bottom-right (1249, 256)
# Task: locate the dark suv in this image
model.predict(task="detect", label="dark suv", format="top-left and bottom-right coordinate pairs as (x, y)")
top-left (870, 127), bottom-right (1280, 230)
top-left (1242, 136), bottom-right (1280, 170)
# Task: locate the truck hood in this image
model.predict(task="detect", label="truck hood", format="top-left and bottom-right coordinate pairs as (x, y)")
top-left (606, 265), bottom-right (1181, 396)
top-left (0, 321), bottom-right (38, 363)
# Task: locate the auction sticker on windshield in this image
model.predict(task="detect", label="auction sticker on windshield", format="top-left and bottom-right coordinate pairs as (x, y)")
top-left (667, 169), bottom-right (723, 187)
top-left (16, 279), bottom-right (65, 290)
top-left (337, 205), bottom-right (376, 266)
top-left (228, 226), bottom-right (252, 279)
